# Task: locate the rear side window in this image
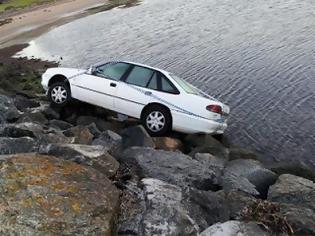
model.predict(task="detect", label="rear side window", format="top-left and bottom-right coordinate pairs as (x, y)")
top-left (126, 66), bottom-right (154, 87)
top-left (160, 74), bottom-right (179, 94)
top-left (95, 62), bottom-right (129, 80)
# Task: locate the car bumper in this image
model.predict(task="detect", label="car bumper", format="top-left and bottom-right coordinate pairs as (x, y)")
top-left (41, 72), bottom-right (49, 91)
top-left (171, 110), bottom-right (228, 134)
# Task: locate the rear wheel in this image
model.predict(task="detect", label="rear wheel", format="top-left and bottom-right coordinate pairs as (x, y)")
top-left (142, 105), bottom-right (172, 136)
top-left (48, 82), bottom-right (71, 107)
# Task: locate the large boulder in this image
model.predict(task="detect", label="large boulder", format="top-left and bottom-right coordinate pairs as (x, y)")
top-left (0, 137), bottom-right (38, 155)
top-left (63, 125), bottom-right (94, 145)
top-left (39, 143), bottom-right (119, 178)
top-left (194, 153), bottom-right (227, 179)
top-left (141, 178), bottom-right (198, 235)
top-left (0, 154), bottom-right (120, 235)
top-left (268, 174), bottom-right (315, 211)
top-left (92, 130), bottom-right (122, 153)
top-left (266, 174), bottom-right (315, 235)
top-left (120, 147), bottom-right (219, 190)
top-left (199, 221), bottom-right (270, 236)
top-left (221, 159), bottom-right (277, 196)
top-left (0, 94), bottom-right (20, 123)
top-left (121, 125), bottom-right (155, 149)
top-left (49, 119), bottom-right (73, 130)
top-left (0, 125), bottom-right (35, 138)
top-left (17, 111), bottom-right (48, 125)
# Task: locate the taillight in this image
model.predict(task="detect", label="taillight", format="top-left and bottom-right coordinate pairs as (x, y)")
top-left (206, 105), bottom-right (222, 114)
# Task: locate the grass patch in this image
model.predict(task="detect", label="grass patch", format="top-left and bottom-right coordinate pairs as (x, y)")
top-left (0, 0), bottom-right (54, 13)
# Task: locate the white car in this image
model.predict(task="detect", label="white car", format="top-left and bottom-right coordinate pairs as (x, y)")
top-left (41, 61), bottom-right (230, 135)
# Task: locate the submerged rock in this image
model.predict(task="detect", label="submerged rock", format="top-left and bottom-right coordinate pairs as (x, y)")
top-left (120, 147), bottom-right (219, 190)
top-left (0, 154), bottom-right (120, 235)
top-left (199, 221), bottom-right (270, 236)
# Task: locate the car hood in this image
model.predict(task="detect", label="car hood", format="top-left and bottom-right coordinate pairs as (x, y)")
top-left (45, 67), bottom-right (87, 78)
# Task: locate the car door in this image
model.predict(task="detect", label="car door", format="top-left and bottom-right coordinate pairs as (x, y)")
top-left (115, 65), bottom-right (157, 118)
top-left (71, 62), bottom-right (130, 111)
top-left (115, 66), bottom-right (180, 119)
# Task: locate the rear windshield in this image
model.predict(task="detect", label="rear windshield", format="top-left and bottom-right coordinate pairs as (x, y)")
top-left (170, 74), bottom-right (201, 95)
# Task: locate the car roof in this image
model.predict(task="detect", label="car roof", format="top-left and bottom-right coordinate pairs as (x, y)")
top-left (94, 60), bottom-right (171, 76)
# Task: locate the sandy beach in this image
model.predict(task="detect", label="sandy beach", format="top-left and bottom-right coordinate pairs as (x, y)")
top-left (0, 0), bottom-right (106, 48)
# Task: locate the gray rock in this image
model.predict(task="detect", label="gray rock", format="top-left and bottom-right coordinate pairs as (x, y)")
top-left (76, 115), bottom-right (118, 131)
top-left (39, 143), bottom-right (119, 178)
top-left (86, 122), bottom-right (102, 137)
top-left (120, 147), bottom-right (218, 190)
top-left (268, 174), bottom-right (315, 211)
top-left (118, 181), bottom-right (146, 236)
top-left (17, 111), bottom-right (48, 125)
top-left (121, 125), bottom-right (155, 149)
top-left (92, 130), bottom-right (122, 153)
top-left (49, 119), bottom-right (73, 130)
top-left (0, 154), bottom-right (120, 235)
top-left (216, 191), bottom-right (256, 220)
top-left (182, 188), bottom-right (229, 231)
top-left (63, 125), bottom-right (94, 145)
top-left (0, 137), bottom-right (38, 154)
top-left (14, 95), bottom-right (40, 112)
top-left (0, 94), bottom-right (20, 123)
top-left (41, 105), bottom-right (61, 120)
top-left (141, 178), bottom-right (199, 235)
top-left (199, 221), bottom-right (270, 236)
top-left (194, 153), bottom-right (227, 179)
top-left (221, 159), bottom-right (277, 196)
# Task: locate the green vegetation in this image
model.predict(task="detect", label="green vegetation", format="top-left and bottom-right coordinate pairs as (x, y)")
top-left (0, 0), bottom-right (53, 13)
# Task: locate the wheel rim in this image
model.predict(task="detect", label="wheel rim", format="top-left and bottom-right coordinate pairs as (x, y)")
top-left (146, 111), bottom-right (165, 132)
top-left (51, 86), bottom-right (67, 104)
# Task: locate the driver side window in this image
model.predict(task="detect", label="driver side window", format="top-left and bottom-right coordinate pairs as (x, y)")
top-left (94, 62), bottom-right (129, 81)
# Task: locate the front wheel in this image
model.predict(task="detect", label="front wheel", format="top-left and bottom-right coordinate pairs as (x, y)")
top-left (48, 82), bottom-right (71, 107)
top-left (142, 105), bottom-right (172, 136)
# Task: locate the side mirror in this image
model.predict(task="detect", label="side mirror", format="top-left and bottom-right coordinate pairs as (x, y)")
top-left (87, 65), bottom-right (95, 75)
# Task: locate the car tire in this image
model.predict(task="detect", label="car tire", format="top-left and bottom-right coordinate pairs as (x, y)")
top-left (48, 82), bottom-right (71, 107)
top-left (142, 105), bottom-right (172, 136)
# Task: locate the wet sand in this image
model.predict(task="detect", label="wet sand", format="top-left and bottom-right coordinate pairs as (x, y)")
top-left (0, 0), bottom-right (106, 48)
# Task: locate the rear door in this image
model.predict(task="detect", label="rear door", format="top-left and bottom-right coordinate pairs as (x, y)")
top-left (71, 62), bottom-right (130, 110)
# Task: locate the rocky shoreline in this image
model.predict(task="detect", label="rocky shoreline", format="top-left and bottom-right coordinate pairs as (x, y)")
top-left (0, 46), bottom-right (315, 235)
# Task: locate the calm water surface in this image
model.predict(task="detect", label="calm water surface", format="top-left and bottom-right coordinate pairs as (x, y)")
top-left (19, 0), bottom-right (315, 167)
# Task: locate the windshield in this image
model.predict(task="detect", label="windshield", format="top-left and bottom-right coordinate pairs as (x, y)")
top-left (170, 74), bottom-right (201, 95)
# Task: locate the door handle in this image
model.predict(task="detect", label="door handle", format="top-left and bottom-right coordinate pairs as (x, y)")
top-left (145, 91), bottom-right (152, 96)
top-left (110, 82), bottom-right (117, 87)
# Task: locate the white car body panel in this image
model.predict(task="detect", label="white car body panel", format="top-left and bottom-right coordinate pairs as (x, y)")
top-left (42, 61), bottom-right (230, 134)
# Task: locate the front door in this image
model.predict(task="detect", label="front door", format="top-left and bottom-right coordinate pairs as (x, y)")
top-left (71, 62), bottom-right (130, 110)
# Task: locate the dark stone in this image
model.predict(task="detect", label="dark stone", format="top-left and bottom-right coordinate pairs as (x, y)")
top-left (0, 137), bottom-right (38, 154)
top-left (121, 125), bottom-right (155, 149)
top-left (229, 148), bottom-right (259, 161)
top-left (49, 119), bottom-right (73, 130)
top-left (86, 122), bottom-right (102, 137)
top-left (14, 95), bottom-right (40, 111)
top-left (41, 105), bottom-right (61, 120)
top-left (0, 94), bottom-right (20, 123)
top-left (0, 125), bottom-right (35, 138)
top-left (92, 130), bottom-right (122, 153)
top-left (17, 111), bottom-right (48, 125)
top-left (120, 147), bottom-right (219, 190)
